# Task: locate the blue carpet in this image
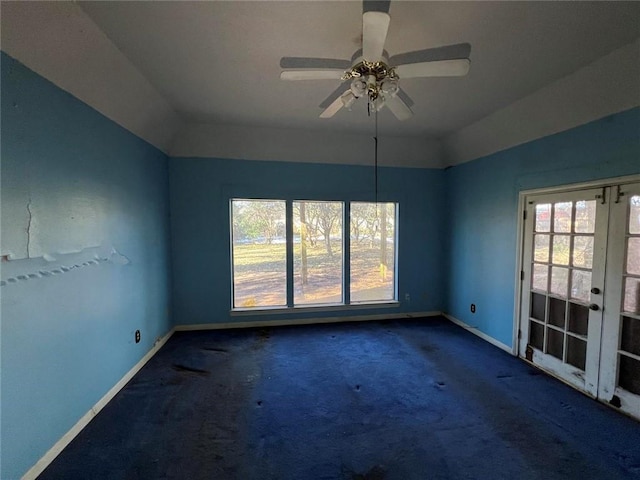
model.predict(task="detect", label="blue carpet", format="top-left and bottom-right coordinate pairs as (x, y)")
top-left (39, 317), bottom-right (640, 479)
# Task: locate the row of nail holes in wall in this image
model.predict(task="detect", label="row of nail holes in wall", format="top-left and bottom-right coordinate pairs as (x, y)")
top-left (0, 257), bottom-right (110, 287)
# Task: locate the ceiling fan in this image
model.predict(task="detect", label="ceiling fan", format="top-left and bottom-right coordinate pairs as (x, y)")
top-left (280, 5), bottom-right (471, 121)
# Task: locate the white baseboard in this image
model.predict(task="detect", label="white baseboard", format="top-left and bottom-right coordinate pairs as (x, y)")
top-left (21, 328), bottom-right (176, 480)
top-left (175, 311), bottom-right (442, 331)
top-left (443, 313), bottom-right (515, 355)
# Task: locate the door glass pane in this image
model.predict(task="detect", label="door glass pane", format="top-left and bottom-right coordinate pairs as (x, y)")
top-left (293, 201), bottom-right (343, 305)
top-left (575, 200), bottom-right (596, 233)
top-left (554, 202), bottom-right (572, 233)
top-left (546, 328), bottom-right (564, 360)
top-left (549, 297), bottom-right (566, 328)
top-left (534, 234), bottom-right (550, 262)
top-left (626, 238), bottom-right (640, 275)
top-left (568, 303), bottom-right (589, 336)
top-left (623, 277), bottom-right (640, 314)
top-left (572, 236), bottom-right (594, 268)
top-left (571, 269), bottom-right (591, 302)
top-left (532, 264), bottom-right (548, 291)
top-left (629, 195), bottom-right (640, 234)
top-left (350, 202), bottom-right (396, 303)
top-left (552, 235), bottom-right (570, 265)
top-left (531, 292), bottom-right (546, 321)
top-left (530, 321), bottom-right (544, 350)
top-left (621, 316), bottom-right (640, 357)
top-left (535, 204), bottom-right (551, 232)
top-left (231, 199), bottom-right (287, 308)
top-left (551, 266), bottom-right (569, 297)
top-left (619, 355), bottom-right (640, 395)
top-left (567, 336), bottom-right (587, 371)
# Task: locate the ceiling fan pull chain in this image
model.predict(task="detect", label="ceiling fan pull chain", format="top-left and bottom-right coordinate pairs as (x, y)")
top-left (374, 107), bottom-right (379, 205)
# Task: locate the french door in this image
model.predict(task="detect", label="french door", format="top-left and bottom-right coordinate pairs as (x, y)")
top-left (519, 180), bottom-right (640, 420)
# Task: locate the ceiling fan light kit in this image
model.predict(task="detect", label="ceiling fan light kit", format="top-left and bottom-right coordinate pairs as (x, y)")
top-left (280, 9), bottom-right (471, 120)
top-left (340, 59), bottom-right (400, 112)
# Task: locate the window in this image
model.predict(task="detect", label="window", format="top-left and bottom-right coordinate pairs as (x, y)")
top-left (231, 199), bottom-right (398, 310)
top-left (350, 202), bottom-right (396, 303)
top-left (231, 199), bottom-right (287, 308)
top-left (293, 201), bottom-right (343, 305)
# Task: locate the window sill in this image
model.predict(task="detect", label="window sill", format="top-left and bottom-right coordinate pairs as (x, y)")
top-left (230, 301), bottom-right (400, 317)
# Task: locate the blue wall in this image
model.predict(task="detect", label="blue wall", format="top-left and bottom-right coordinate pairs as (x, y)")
top-left (169, 157), bottom-right (446, 325)
top-left (3, 44), bottom-right (639, 480)
top-left (444, 108), bottom-right (640, 348)
top-left (1, 53), bottom-right (173, 479)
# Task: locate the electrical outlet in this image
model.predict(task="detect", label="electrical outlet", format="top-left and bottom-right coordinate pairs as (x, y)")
top-left (405, 293), bottom-right (410, 302)
top-left (470, 304), bottom-right (476, 313)
top-left (135, 330), bottom-right (141, 343)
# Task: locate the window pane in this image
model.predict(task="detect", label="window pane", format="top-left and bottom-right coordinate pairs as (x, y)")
top-left (231, 199), bottom-right (286, 308)
top-left (627, 237), bottom-right (640, 275)
top-left (629, 195), bottom-right (640, 234)
top-left (350, 202), bottom-right (396, 302)
top-left (546, 328), bottom-right (564, 360)
top-left (534, 234), bottom-right (550, 262)
top-left (551, 266), bottom-right (569, 297)
top-left (568, 303), bottom-right (589, 336)
top-left (530, 292), bottom-right (546, 321)
top-left (549, 297), bottom-right (566, 328)
top-left (293, 201), bottom-right (343, 305)
top-left (621, 316), bottom-right (640, 357)
top-left (532, 264), bottom-right (548, 292)
top-left (570, 269), bottom-right (591, 302)
top-left (529, 321), bottom-right (544, 350)
top-left (572, 236), bottom-right (594, 269)
top-left (535, 204), bottom-right (551, 232)
top-left (619, 355), bottom-right (640, 395)
top-left (552, 235), bottom-right (570, 265)
top-left (623, 277), bottom-right (640, 314)
top-left (575, 200), bottom-right (596, 233)
top-left (553, 202), bottom-right (572, 233)
top-left (567, 336), bottom-right (587, 371)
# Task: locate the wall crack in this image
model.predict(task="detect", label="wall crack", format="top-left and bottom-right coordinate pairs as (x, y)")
top-left (26, 197), bottom-right (33, 258)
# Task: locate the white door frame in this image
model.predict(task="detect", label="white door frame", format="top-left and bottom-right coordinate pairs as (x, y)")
top-left (598, 181), bottom-right (640, 419)
top-left (513, 174), bottom-right (640, 356)
top-left (519, 187), bottom-right (609, 397)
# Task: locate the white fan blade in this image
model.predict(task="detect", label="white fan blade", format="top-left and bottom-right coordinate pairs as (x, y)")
top-left (280, 69), bottom-right (345, 81)
top-left (385, 95), bottom-right (413, 121)
top-left (389, 43), bottom-right (471, 67)
top-left (395, 59), bottom-right (470, 79)
top-left (362, 11), bottom-right (390, 62)
top-left (397, 87), bottom-right (414, 108)
top-left (320, 96), bottom-right (344, 118)
top-left (280, 57), bottom-right (351, 70)
top-left (319, 83), bottom-right (349, 108)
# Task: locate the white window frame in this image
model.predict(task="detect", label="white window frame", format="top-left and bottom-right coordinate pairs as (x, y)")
top-left (230, 198), bottom-right (399, 315)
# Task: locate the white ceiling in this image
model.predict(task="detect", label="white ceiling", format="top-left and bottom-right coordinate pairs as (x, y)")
top-left (77, 1), bottom-right (640, 138)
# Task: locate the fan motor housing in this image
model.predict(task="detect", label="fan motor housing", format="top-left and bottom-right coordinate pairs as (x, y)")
top-left (343, 56), bottom-right (397, 82)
